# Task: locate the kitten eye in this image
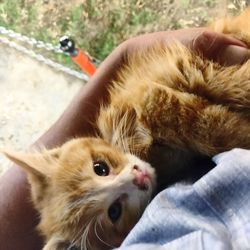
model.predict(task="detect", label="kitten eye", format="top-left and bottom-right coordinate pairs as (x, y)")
top-left (108, 201), bottom-right (122, 224)
top-left (93, 161), bottom-right (110, 176)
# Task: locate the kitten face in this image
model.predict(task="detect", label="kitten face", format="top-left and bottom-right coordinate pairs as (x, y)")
top-left (4, 138), bottom-right (156, 250)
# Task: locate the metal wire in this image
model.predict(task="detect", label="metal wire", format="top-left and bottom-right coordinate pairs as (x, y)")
top-left (0, 26), bottom-right (64, 53)
top-left (0, 26), bottom-right (90, 81)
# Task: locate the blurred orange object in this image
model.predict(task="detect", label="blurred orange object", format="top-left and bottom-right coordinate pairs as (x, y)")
top-left (72, 49), bottom-right (96, 76)
top-left (59, 36), bottom-right (96, 76)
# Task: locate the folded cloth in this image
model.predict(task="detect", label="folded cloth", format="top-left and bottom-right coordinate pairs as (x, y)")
top-left (116, 148), bottom-right (250, 250)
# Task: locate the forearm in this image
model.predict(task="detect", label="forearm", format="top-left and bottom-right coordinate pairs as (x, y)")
top-left (0, 166), bottom-right (42, 250)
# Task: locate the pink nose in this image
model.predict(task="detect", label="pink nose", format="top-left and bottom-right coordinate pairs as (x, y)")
top-left (133, 165), bottom-right (149, 190)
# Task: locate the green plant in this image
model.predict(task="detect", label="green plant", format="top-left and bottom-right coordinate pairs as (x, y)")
top-left (0, 0), bottom-right (244, 70)
top-left (0, 0), bottom-right (21, 28)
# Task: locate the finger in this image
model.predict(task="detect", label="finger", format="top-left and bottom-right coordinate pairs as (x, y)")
top-left (216, 45), bottom-right (250, 65)
top-left (192, 30), bottom-right (250, 65)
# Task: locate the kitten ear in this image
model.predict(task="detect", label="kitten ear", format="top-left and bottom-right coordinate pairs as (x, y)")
top-left (2, 148), bottom-right (61, 178)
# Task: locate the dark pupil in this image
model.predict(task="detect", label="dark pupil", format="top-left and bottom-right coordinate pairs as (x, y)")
top-left (108, 201), bottom-right (122, 223)
top-left (93, 161), bottom-right (109, 176)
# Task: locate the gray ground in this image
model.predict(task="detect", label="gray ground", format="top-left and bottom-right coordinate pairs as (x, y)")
top-left (0, 45), bottom-right (84, 175)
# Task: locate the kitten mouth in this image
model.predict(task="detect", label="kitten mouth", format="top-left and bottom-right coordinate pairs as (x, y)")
top-left (136, 181), bottom-right (149, 191)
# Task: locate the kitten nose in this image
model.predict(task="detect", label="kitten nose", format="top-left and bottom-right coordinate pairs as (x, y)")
top-left (133, 165), bottom-right (149, 191)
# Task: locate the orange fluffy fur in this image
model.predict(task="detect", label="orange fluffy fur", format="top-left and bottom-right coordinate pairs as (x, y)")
top-left (98, 10), bottom-right (250, 179)
top-left (4, 8), bottom-right (250, 250)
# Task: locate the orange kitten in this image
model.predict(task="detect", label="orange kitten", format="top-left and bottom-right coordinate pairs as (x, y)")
top-left (3, 8), bottom-right (250, 250)
top-left (4, 138), bottom-right (155, 250)
top-left (98, 11), bottom-right (250, 183)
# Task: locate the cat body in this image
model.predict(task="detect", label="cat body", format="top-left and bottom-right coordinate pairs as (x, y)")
top-left (98, 41), bottom-right (250, 187)
top-left (98, 18), bottom-right (250, 185)
top-left (4, 8), bottom-right (250, 250)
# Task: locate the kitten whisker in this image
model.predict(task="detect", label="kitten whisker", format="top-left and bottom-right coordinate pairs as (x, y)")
top-left (80, 218), bottom-right (94, 250)
top-left (130, 136), bottom-right (137, 156)
top-left (94, 218), bottom-right (115, 249)
top-left (67, 230), bottom-right (79, 250)
top-left (118, 117), bottom-right (128, 153)
top-left (66, 241), bottom-right (77, 250)
top-left (124, 114), bottom-right (132, 153)
top-left (68, 219), bottom-right (92, 250)
top-left (111, 109), bottom-right (137, 155)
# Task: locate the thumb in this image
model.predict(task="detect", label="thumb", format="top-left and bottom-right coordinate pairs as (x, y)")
top-left (192, 30), bottom-right (250, 65)
top-left (216, 45), bottom-right (250, 65)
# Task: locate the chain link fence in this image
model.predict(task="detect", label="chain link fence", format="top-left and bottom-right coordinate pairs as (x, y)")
top-left (0, 26), bottom-right (90, 81)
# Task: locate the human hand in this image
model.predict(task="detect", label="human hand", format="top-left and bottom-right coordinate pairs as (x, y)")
top-left (123, 28), bottom-right (250, 66)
